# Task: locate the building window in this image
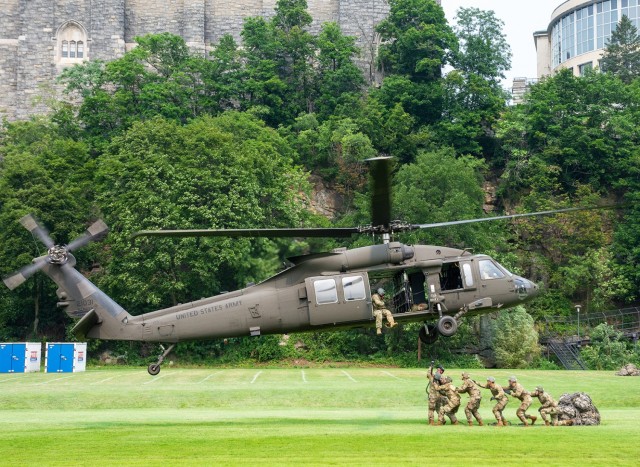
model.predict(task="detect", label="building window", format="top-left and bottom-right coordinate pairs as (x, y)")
top-left (597, 0), bottom-right (619, 49)
top-left (579, 61), bottom-right (594, 75)
top-left (56, 21), bottom-right (88, 64)
top-left (576, 5), bottom-right (595, 55)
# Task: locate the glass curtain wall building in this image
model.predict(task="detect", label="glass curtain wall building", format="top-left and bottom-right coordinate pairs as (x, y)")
top-left (535, 0), bottom-right (640, 77)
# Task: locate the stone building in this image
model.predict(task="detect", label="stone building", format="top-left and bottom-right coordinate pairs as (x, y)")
top-left (0, 0), bottom-right (441, 122)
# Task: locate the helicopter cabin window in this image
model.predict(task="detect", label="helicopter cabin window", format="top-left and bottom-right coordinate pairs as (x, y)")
top-left (479, 260), bottom-right (505, 280)
top-left (342, 276), bottom-right (366, 301)
top-left (440, 262), bottom-right (463, 291)
top-left (314, 279), bottom-right (338, 304)
top-left (462, 263), bottom-right (474, 287)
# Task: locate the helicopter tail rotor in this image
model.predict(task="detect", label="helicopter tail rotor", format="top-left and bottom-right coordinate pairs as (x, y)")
top-left (2, 215), bottom-right (109, 290)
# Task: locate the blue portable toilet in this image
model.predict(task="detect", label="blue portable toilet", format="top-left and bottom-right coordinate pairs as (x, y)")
top-left (0, 343), bottom-right (42, 373)
top-left (45, 342), bottom-right (87, 373)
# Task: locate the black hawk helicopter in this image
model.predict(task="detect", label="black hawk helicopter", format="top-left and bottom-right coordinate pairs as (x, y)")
top-left (4, 157), bottom-right (606, 375)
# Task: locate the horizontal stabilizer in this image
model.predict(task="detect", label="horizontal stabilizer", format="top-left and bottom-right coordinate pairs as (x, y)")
top-left (72, 308), bottom-right (101, 339)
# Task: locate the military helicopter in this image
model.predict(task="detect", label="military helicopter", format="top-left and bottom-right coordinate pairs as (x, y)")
top-left (4, 157), bottom-right (607, 375)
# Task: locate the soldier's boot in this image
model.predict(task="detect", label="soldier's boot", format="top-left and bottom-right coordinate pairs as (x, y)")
top-left (376, 328), bottom-right (382, 335)
top-left (467, 421), bottom-right (473, 427)
top-left (544, 420), bottom-right (550, 426)
top-left (477, 419), bottom-right (484, 426)
top-left (428, 417), bottom-right (435, 426)
top-left (529, 415), bottom-right (537, 425)
top-left (389, 319), bottom-right (398, 328)
top-left (496, 420), bottom-right (503, 427)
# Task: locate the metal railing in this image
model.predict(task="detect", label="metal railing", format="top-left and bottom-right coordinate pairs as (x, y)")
top-left (539, 307), bottom-right (640, 342)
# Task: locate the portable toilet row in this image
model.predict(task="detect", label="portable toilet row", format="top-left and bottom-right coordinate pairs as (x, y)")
top-left (0, 342), bottom-right (87, 373)
top-left (0, 342), bottom-right (41, 373)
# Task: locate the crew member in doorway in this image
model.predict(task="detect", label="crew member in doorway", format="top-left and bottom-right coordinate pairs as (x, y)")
top-left (372, 288), bottom-right (397, 335)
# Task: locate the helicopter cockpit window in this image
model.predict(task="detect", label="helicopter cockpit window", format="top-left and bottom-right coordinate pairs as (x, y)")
top-left (479, 260), bottom-right (505, 280)
top-left (342, 276), bottom-right (366, 301)
top-left (314, 279), bottom-right (338, 304)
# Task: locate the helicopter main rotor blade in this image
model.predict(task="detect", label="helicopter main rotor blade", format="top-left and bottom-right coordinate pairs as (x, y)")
top-left (367, 156), bottom-right (393, 230)
top-left (131, 227), bottom-right (360, 241)
top-left (19, 214), bottom-right (54, 248)
top-left (3, 257), bottom-right (47, 290)
top-left (410, 205), bottom-right (620, 230)
top-left (66, 219), bottom-right (109, 252)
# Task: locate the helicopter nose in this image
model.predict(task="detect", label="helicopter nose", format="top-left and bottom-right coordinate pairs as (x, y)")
top-left (514, 277), bottom-right (539, 301)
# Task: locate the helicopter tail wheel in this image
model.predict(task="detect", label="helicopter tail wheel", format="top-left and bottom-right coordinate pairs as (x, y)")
top-left (147, 343), bottom-right (176, 376)
top-left (419, 323), bottom-right (439, 344)
top-left (437, 316), bottom-right (458, 337)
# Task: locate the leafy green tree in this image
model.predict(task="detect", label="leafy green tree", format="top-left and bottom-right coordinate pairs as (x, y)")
top-left (600, 15), bottom-right (640, 84)
top-left (92, 112), bottom-right (310, 311)
top-left (492, 306), bottom-right (540, 368)
top-left (313, 22), bottom-right (366, 119)
top-left (437, 7), bottom-right (511, 155)
top-left (580, 323), bottom-right (632, 370)
top-left (374, 0), bottom-right (457, 126)
top-left (0, 118), bottom-right (94, 339)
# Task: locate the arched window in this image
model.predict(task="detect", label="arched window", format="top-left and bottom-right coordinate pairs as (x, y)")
top-left (56, 21), bottom-right (88, 65)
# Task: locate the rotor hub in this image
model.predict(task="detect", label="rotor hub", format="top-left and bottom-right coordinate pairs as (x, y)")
top-left (48, 245), bottom-right (68, 264)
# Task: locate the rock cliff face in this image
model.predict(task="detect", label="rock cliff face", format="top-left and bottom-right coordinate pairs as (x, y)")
top-left (309, 175), bottom-right (344, 219)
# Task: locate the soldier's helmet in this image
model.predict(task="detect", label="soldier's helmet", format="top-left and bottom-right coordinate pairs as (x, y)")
top-left (509, 376), bottom-right (518, 383)
top-left (434, 372), bottom-right (441, 381)
top-left (377, 288), bottom-right (386, 296)
top-left (536, 386), bottom-right (544, 392)
top-left (487, 376), bottom-right (495, 383)
top-left (461, 372), bottom-right (470, 379)
top-left (437, 365), bottom-right (445, 372)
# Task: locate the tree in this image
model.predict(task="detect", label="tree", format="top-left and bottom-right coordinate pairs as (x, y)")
top-left (0, 118), bottom-right (94, 339)
top-left (92, 112), bottom-right (310, 311)
top-left (437, 7), bottom-right (511, 156)
top-left (373, 0), bottom-right (457, 126)
top-left (492, 306), bottom-right (540, 368)
top-left (600, 15), bottom-right (640, 84)
top-left (580, 323), bottom-right (632, 370)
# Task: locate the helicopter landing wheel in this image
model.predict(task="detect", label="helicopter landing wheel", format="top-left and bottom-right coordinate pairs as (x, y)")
top-left (148, 364), bottom-right (161, 376)
top-left (419, 323), bottom-right (438, 344)
top-left (437, 316), bottom-right (458, 337)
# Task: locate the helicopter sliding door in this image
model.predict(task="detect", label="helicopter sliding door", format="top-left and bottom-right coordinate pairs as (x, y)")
top-left (305, 273), bottom-right (371, 325)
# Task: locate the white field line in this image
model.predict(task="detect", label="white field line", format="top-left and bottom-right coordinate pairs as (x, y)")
top-left (250, 371), bottom-right (263, 384)
top-left (301, 370), bottom-right (307, 383)
top-left (89, 376), bottom-right (116, 385)
top-left (341, 370), bottom-right (357, 382)
top-left (33, 375), bottom-right (76, 385)
top-left (198, 371), bottom-right (223, 383)
top-left (381, 370), bottom-right (404, 380)
top-left (0, 377), bottom-right (20, 384)
top-left (143, 373), bottom-right (170, 384)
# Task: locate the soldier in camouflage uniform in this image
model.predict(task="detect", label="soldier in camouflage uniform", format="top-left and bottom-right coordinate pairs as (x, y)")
top-left (477, 376), bottom-right (509, 426)
top-left (437, 376), bottom-right (461, 425)
top-left (457, 372), bottom-right (483, 426)
top-left (426, 364), bottom-right (446, 425)
top-left (503, 376), bottom-right (537, 426)
top-left (530, 386), bottom-right (559, 426)
top-left (372, 288), bottom-right (396, 335)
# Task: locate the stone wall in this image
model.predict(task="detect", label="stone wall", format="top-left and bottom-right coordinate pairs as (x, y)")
top-left (0, 0), bottom-right (440, 122)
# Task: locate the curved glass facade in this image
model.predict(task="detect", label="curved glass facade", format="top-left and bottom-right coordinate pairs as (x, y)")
top-left (551, 0), bottom-right (640, 67)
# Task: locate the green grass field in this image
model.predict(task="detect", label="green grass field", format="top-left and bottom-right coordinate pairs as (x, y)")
top-left (0, 367), bottom-right (638, 465)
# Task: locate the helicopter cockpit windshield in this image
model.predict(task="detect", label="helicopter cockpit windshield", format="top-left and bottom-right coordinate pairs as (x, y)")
top-left (478, 259), bottom-right (509, 280)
